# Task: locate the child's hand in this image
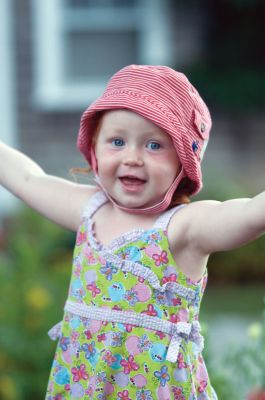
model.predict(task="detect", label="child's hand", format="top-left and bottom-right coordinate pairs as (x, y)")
top-left (0, 141), bottom-right (95, 230)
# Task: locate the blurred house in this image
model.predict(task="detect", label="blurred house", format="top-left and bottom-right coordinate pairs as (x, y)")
top-left (1, 0), bottom-right (264, 219)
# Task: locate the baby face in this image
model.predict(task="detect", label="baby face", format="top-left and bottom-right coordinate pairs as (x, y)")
top-left (94, 109), bottom-right (180, 210)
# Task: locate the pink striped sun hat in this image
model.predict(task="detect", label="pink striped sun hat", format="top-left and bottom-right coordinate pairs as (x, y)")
top-left (77, 64), bottom-right (212, 197)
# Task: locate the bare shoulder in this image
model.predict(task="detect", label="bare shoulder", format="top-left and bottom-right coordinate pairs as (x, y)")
top-left (166, 200), bottom-right (220, 281)
top-left (168, 199), bottom-right (221, 235)
top-left (167, 199), bottom-right (222, 254)
top-left (67, 183), bottom-right (99, 230)
top-left (168, 201), bottom-right (211, 281)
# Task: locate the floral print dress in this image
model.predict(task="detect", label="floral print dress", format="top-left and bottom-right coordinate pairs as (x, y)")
top-left (46, 191), bottom-right (217, 400)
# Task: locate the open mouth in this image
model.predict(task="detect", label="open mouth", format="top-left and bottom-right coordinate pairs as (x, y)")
top-left (119, 175), bottom-right (147, 191)
top-left (119, 176), bottom-right (146, 185)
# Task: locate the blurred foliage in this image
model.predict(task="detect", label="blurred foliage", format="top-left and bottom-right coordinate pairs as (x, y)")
top-left (0, 207), bottom-right (74, 400)
top-left (186, 64), bottom-right (265, 111)
top-left (172, 0), bottom-right (265, 110)
top-left (202, 323), bottom-right (239, 400)
top-left (208, 237), bottom-right (265, 284)
top-left (203, 296), bottom-right (265, 399)
top-left (227, 316), bottom-right (265, 391)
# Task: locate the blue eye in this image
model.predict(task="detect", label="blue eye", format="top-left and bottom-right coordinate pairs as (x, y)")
top-left (147, 142), bottom-right (160, 150)
top-left (112, 138), bottom-right (125, 147)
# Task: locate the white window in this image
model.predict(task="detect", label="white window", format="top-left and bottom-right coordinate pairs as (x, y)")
top-left (31, 0), bottom-right (172, 110)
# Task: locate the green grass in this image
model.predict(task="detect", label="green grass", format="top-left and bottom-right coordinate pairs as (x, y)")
top-left (201, 284), bottom-right (265, 317)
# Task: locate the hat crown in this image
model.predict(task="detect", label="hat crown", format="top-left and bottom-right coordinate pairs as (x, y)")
top-left (102, 65), bottom-right (211, 139)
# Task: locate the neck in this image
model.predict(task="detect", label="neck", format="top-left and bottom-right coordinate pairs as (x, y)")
top-left (94, 168), bottom-right (184, 215)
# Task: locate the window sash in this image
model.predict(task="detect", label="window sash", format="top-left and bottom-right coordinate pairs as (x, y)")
top-left (31, 0), bottom-right (171, 110)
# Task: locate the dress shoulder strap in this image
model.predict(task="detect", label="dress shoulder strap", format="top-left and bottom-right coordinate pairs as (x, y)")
top-left (82, 191), bottom-right (108, 219)
top-left (153, 204), bottom-right (186, 231)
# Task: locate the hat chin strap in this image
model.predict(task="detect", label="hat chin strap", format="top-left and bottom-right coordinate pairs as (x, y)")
top-left (94, 168), bottom-right (185, 215)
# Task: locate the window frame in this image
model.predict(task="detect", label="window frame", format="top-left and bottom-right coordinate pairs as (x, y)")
top-left (31, 0), bottom-right (172, 111)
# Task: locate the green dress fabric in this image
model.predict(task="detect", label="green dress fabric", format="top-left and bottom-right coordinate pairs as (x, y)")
top-left (46, 191), bottom-right (217, 399)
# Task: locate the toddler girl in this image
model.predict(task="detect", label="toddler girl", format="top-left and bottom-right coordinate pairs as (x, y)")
top-left (1, 65), bottom-right (265, 400)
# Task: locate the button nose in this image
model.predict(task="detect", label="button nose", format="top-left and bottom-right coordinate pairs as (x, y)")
top-left (123, 147), bottom-right (144, 166)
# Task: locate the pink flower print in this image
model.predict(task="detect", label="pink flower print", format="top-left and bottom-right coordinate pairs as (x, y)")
top-left (198, 380), bottom-right (208, 393)
top-left (86, 282), bottom-right (101, 298)
top-left (172, 297), bottom-right (182, 306)
top-left (84, 330), bottom-right (92, 340)
top-left (71, 331), bottom-right (80, 342)
top-left (172, 386), bottom-right (186, 400)
top-left (118, 390), bottom-right (132, 400)
top-left (155, 331), bottom-right (166, 340)
top-left (76, 230), bottom-right (87, 246)
top-left (85, 385), bottom-right (94, 396)
top-left (169, 313), bottom-right (179, 323)
top-left (124, 323), bottom-right (134, 332)
top-left (138, 276), bottom-right (145, 283)
top-left (54, 395), bottom-right (64, 400)
top-left (83, 246), bottom-right (97, 264)
top-left (120, 355), bottom-right (139, 374)
top-left (73, 262), bottom-right (82, 277)
top-left (102, 350), bottom-right (117, 366)
top-left (112, 305), bottom-right (122, 311)
top-left (71, 364), bottom-right (89, 382)
top-left (152, 250), bottom-right (168, 266)
top-left (141, 304), bottom-right (157, 317)
top-left (97, 333), bottom-right (106, 342)
top-left (177, 353), bottom-right (187, 369)
top-left (162, 273), bottom-right (177, 284)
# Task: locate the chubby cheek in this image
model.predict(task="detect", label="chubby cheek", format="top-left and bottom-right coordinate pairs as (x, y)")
top-left (151, 156), bottom-right (179, 179)
top-left (97, 161), bottom-right (113, 178)
top-left (95, 147), bottom-right (114, 169)
top-left (96, 155), bottom-right (118, 180)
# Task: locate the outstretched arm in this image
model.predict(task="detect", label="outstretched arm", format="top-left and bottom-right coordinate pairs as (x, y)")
top-left (187, 192), bottom-right (265, 254)
top-left (0, 142), bottom-right (95, 231)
